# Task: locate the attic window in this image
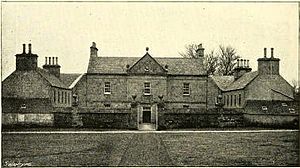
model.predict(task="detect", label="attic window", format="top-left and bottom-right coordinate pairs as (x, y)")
top-left (289, 108), bottom-right (295, 113)
top-left (262, 106), bottom-right (268, 111)
top-left (144, 66), bottom-right (149, 72)
top-left (281, 103), bottom-right (288, 107)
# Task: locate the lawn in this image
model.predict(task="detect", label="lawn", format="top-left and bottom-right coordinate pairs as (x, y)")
top-left (2, 131), bottom-right (299, 167)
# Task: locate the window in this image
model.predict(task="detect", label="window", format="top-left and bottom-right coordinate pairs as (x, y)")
top-left (234, 95), bottom-right (237, 107)
top-left (224, 96), bottom-right (226, 106)
top-left (262, 106), bottom-right (268, 111)
top-left (183, 83), bottom-right (190, 95)
top-left (65, 92), bottom-right (67, 104)
top-left (104, 103), bottom-right (111, 108)
top-left (104, 82), bottom-right (111, 94)
top-left (238, 94), bottom-right (241, 107)
top-left (144, 82), bottom-right (151, 95)
top-left (53, 90), bottom-right (56, 103)
top-left (183, 105), bottom-right (189, 108)
top-left (230, 95), bottom-right (233, 107)
top-left (58, 91), bottom-right (60, 103)
top-left (227, 95), bottom-right (229, 106)
top-left (289, 108), bottom-right (295, 113)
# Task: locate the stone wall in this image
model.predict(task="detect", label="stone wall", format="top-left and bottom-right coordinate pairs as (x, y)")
top-left (244, 113), bottom-right (299, 128)
top-left (158, 108), bottom-right (244, 129)
top-left (2, 113), bottom-right (54, 127)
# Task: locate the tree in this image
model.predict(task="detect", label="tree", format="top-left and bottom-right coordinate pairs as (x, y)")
top-left (179, 44), bottom-right (199, 58)
top-left (204, 50), bottom-right (219, 76)
top-left (216, 45), bottom-right (240, 75)
top-left (179, 44), bottom-right (240, 76)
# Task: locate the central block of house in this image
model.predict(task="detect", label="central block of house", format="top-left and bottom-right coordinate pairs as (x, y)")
top-left (73, 43), bottom-right (210, 129)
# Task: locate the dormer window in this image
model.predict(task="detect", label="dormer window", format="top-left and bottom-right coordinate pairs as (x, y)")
top-left (144, 82), bottom-right (151, 95)
top-left (104, 82), bottom-right (111, 94)
top-left (262, 106), bottom-right (268, 111)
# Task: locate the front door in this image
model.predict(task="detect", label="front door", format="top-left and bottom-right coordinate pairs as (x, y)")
top-left (142, 107), bottom-right (151, 123)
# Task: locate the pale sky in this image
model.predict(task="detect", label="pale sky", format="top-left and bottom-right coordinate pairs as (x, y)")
top-left (2, 2), bottom-right (299, 85)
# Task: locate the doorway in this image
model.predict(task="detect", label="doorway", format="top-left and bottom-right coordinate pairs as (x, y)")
top-left (142, 106), bottom-right (151, 123)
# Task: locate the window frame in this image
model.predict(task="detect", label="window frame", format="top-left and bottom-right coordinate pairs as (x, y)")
top-left (144, 82), bottom-right (151, 95)
top-left (183, 83), bottom-right (190, 96)
top-left (104, 82), bottom-right (111, 95)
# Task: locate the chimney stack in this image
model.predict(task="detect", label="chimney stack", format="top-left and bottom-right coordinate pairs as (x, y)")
top-left (264, 48), bottom-right (267, 58)
top-left (15, 43), bottom-right (38, 71)
top-left (271, 48), bottom-right (274, 58)
top-left (43, 56), bottom-right (61, 78)
top-left (90, 42), bottom-right (98, 57)
top-left (196, 43), bottom-right (205, 57)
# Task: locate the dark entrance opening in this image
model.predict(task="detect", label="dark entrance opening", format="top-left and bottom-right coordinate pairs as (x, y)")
top-left (142, 107), bottom-right (151, 123)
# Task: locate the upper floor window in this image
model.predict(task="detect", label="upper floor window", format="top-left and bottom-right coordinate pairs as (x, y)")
top-left (144, 82), bottom-right (151, 95)
top-left (183, 83), bottom-right (190, 95)
top-left (234, 95), bottom-right (237, 107)
top-left (104, 82), bottom-right (111, 94)
top-left (230, 95), bottom-right (233, 107)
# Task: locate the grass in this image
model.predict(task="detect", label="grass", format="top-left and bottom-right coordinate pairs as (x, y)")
top-left (2, 131), bottom-right (299, 167)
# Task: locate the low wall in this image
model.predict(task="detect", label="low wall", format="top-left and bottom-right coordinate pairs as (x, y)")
top-left (158, 108), bottom-right (244, 129)
top-left (244, 113), bottom-right (299, 128)
top-left (80, 113), bottom-right (131, 129)
top-left (2, 113), bottom-right (54, 128)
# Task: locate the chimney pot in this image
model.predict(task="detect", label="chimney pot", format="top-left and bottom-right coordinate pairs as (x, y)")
top-left (247, 60), bottom-right (249, 67)
top-left (45, 57), bottom-right (47, 65)
top-left (22, 44), bottom-right (26, 53)
top-left (28, 44), bottom-right (32, 54)
top-left (264, 48), bottom-right (267, 58)
top-left (49, 57), bottom-right (51, 65)
top-left (237, 59), bottom-right (240, 67)
top-left (52, 57), bottom-right (55, 65)
top-left (244, 60), bottom-right (247, 67)
top-left (240, 59), bottom-right (244, 67)
top-left (271, 48), bottom-right (274, 58)
top-left (56, 57), bottom-right (58, 65)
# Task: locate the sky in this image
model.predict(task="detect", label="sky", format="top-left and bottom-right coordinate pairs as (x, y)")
top-left (1, 2), bottom-right (299, 85)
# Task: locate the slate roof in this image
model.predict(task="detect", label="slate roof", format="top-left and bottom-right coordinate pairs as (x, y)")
top-left (211, 76), bottom-right (235, 91)
top-left (225, 71), bottom-right (259, 91)
top-left (60, 73), bottom-right (82, 88)
top-left (87, 55), bottom-right (206, 75)
top-left (36, 68), bottom-right (69, 89)
top-left (2, 68), bottom-right (71, 99)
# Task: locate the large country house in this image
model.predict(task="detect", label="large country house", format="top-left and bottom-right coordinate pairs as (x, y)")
top-left (2, 43), bottom-right (298, 129)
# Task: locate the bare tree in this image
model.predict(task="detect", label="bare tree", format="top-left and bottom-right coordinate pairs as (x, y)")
top-left (217, 45), bottom-right (240, 75)
top-left (204, 50), bottom-right (219, 76)
top-left (179, 44), bottom-right (219, 75)
top-left (179, 44), bottom-right (199, 58)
